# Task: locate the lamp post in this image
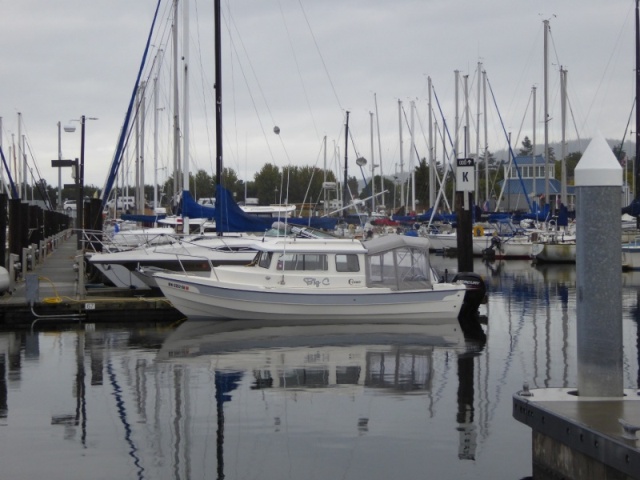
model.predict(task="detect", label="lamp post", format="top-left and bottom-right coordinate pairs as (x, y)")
top-left (65, 115), bottom-right (98, 249)
top-left (57, 121), bottom-right (62, 210)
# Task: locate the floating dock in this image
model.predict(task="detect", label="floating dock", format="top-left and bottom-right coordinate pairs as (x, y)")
top-left (0, 232), bottom-right (182, 327)
top-left (514, 387), bottom-right (640, 479)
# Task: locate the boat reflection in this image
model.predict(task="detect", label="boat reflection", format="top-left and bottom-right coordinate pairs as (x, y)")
top-left (156, 318), bottom-right (480, 476)
top-left (158, 319), bottom-right (468, 392)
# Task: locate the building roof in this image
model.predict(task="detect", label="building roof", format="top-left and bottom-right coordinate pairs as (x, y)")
top-left (511, 154), bottom-right (546, 166)
top-left (498, 178), bottom-right (575, 197)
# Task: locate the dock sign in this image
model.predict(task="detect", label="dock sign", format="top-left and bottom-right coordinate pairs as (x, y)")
top-left (456, 158), bottom-right (475, 192)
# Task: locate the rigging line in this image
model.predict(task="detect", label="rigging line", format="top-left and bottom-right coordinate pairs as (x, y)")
top-left (24, 142), bottom-right (54, 210)
top-left (224, 7), bottom-right (280, 165)
top-left (565, 89), bottom-right (583, 152)
top-left (27, 165), bottom-right (53, 210)
top-left (618, 99), bottom-right (635, 158)
top-left (192, 0), bottom-right (215, 174)
top-left (223, 0), bottom-right (241, 175)
top-left (102, 0), bottom-right (162, 205)
top-left (277, 0), bottom-right (320, 140)
top-left (297, 0), bottom-right (343, 112)
top-left (486, 74), bottom-right (533, 212)
top-left (511, 88), bottom-right (533, 154)
top-left (578, 1), bottom-right (634, 134)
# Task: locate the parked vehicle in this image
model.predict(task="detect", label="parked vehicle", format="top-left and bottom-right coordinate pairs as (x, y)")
top-left (63, 200), bottom-right (76, 214)
top-left (106, 196), bottom-right (135, 211)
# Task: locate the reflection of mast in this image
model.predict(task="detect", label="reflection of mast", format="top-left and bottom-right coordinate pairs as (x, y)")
top-left (456, 353), bottom-right (477, 460)
top-left (215, 372), bottom-right (242, 480)
top-left (107, 360), bottom-right (145, 479)
top-left (0, 349), bottom-right (6, 418)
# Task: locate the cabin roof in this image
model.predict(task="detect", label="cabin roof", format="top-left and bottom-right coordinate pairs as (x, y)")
top-left (254, 238), bottom-right (366, 254)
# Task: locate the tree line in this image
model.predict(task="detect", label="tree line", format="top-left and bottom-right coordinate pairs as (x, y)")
top-left (26, 136), bottom-right (630, 213)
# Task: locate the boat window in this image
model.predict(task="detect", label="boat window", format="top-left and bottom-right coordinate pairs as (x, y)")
top-left (257, 252), bottom-right (272, 269)
top-left (276, 253), bottom-right (328, 271)
top-left (336, 254), bottom-right (360, 272)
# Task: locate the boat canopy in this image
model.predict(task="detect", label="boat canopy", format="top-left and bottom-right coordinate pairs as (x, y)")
top-left (363, 234), bottom-right (431, 256)
top-left (364, 235), bottom-right (434, 290)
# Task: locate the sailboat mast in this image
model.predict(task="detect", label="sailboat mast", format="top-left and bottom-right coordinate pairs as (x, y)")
top-left (172, 0), bottom-right (181, 204)
top-left (543, 19), bottom-right (550, 211)
top-left (633, 0), bottom-right (640, 200)
top-left (370, 111), bottom-right (375, 213)
top-left (215, 0), bottom-right (223, 187)
top-left (532, 86), bottom-right (537, 210)
top-left (561, 67), bottom-right (567, 206)
top-left (374, 93), bottom-right (384, 210)
top-left (483, 70), bottom-right (488, 205)
top-left (428, 77), bottom-right (436, 209)
top-left (475, 62), bottom-right (481, 205)
top-left (182, 0), bottom-right (190, 233)
top-left (398, 100), bottom-right (404, 209)
top-left (343, 111), bottom-right (350, 218)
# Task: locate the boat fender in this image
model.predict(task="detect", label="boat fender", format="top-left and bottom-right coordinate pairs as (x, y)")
top-left (473, 225), bottom-right (484, 237)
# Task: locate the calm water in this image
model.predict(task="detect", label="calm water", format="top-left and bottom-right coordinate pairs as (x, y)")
top-left (0, 258), bottom-right (638, 480)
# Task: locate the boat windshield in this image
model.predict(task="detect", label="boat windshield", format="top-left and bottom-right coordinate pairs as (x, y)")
top-left (367, 246), bottom-right (432, 290)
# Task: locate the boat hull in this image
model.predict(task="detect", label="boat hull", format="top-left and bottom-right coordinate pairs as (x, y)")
top-left (531, 242), bottom-right (576, 263)
top-left (155, 273), bottom-right (466, 322)
top-left (427, 233), bottom-right (532, 259)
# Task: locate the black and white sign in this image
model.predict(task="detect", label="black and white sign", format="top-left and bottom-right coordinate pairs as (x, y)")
top-left (456, 158), bottom-right (475, 192)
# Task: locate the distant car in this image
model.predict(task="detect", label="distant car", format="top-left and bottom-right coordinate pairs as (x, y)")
top-left (106, 196), bottom-right (135, 211)
top-left (63, 200), bottom-right (76, 213)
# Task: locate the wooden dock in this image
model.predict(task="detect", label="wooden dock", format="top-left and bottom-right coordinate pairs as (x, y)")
top-left (0, 232), bottom-right (183, 328)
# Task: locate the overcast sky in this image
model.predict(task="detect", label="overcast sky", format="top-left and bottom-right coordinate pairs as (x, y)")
top-left (0, 0), bottom-right (636, 196)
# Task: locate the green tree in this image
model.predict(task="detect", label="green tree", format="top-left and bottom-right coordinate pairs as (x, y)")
top-left (519, 136), bottom-right (533, 156)
top-left (552, 151), bottom-right (581, 185)
top-left (254, 163), bottom-right (281, 204)
top-left (193, 169), bottom-right (214, 200)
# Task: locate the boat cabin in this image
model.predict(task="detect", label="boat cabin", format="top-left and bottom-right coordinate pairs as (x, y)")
top-left (221, 235), bottom-right (437, 291)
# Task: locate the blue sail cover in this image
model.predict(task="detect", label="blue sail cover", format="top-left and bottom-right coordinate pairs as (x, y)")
top-left (214, 185), bottom-right (338, 232)
top-left (181, 190), bottom-right (215, 219)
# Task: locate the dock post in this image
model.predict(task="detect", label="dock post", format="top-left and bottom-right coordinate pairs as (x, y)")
top-left (76, 250), bottom-right (85, 299)
top-left (575, 133), bottom-right (623, 396)
top-left (8, 253), bottom-right (19, 291)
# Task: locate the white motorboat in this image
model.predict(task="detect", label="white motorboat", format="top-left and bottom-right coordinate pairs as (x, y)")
top-left (154, 235), bottom-right (486, 322)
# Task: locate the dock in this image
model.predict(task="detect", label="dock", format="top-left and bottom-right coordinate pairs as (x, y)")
top-left (514, 388), bottom-right (640, 479)
top-left (0, 231), bottom-right (183, 328)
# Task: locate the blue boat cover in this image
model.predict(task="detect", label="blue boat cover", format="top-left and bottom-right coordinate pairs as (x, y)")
top-left (214, 185), bottom-right (338, 232)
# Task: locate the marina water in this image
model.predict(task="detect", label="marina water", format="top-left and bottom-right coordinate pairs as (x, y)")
top-left (1, 257), bottom-right (638, 479)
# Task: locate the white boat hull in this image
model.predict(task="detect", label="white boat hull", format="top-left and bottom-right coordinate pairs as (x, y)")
top-left (93, 263), bottom-right (151, 290)
top-left (427, 233), bottom-right (532, 259)
top-left (622, 245), bottom-right (640, 270)
top-left (155, 273), bottom-right (466, 322)
top-left (531, 242), bottom-right (576, 263)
